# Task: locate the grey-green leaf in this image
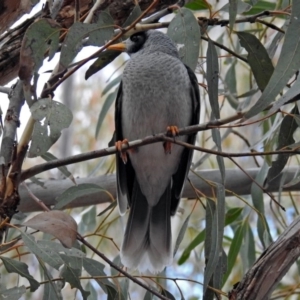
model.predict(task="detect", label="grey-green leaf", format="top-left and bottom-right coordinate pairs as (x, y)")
top-left (0, 286), bottom-right (26, 300)
top-left (167, 7), bottom-right (200, 71)
top-left (207, 39), bottom-right (220, 119)
top-left (85, 50), bottom-right (121, 79)
top-left (251, 162), bottom-right (272, 248)
top-left (54, 183), bottom-right (104, 209)
top-left (29, 99), bottom-right (73, 158)
top-left (245, 2), bottom-right (300, 118)
top-left (237, 31), bottom-right (274, 91)
top-left (229, 0), bottom-right (238, 31)
top-left (0, 256), bottom-right (40, 292)
top-left (60, 13), bottom-right (114, 70)
top-left (95, 88), bottom-right (118, 138)
top-left (267, 106), bottom-right (298, 183)
top-left (122, 4), bottom-right (142, 28)
top-left (222, 220), bottom-right (247, 285)
top-left (41, 152), bottom-right (75, 184)
top-left (60, 262), bottom-right (89, 300)
top-left (83, 257), bottom-right (117, 294)
top-left (173, 213), bottom-right (191, 256)
top-left (21, 231), bottom-right (64, 270)
top-left (19, 19), bottom-right (61, 84)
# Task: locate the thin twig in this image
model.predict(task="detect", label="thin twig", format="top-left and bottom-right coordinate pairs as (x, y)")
top-left (77, 233), bottom-right (169, 300)
top-left (22, 182), bottom-right (50, 212)
top-left (228, 157), bottom-right (285, 211)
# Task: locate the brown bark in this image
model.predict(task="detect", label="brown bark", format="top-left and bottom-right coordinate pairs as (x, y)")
top-left (229, 216), bottom-right (300, 300)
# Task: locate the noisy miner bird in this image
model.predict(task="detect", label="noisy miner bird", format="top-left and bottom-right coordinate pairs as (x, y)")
top-left (108, 30), bottom-right (200, 273)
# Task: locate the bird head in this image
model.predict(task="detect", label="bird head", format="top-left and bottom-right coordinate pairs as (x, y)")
top-left (107, 30), bottom-right (179, 58)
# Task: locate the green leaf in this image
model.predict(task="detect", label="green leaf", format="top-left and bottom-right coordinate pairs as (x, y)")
top-left (251, 162), bottom-right (272, 248)
top-left (267, 106), bottom-right (299, 183)
top-left (54, 183), bottom-right (104, 209)
top-left (237, 31), bottom-right (274, 91)
top-left (243, 1), bottom-right (275, 15)
top-left (97, 201), bottom-right (117, 217)
top-left (143, 291), bottom-right (153, 300)
top-left (41, 262), bottom-right (63, 300)
top-left (245, 2), bottom-right (300, 118)
top-left (85, 50), bottom-right (121, 79)
top-left (225, 207), bottom-right (243, 226)
top-left (203, 184), bottom-right (226, 295)
top-left (0, 286), bottom-right (26, 300)
top-left (95, 88), bottom-right (118, 138)
top-left (229, 0), bottom-right (238, 31)
top-left (122, 4), bottom-right (142, 28)
top-left (60, 12), bottom-right (114, 70)
top-left (19, 19), bottom-right (61, 84)
top-left (185, 0), bottom-right (212, 11)
top-left (173, 213), bottom-right (191, 256)
top-left (0, 256), bottom-right (40, 292)
top-left (161, 288), bottom-right (176, 300)
top-left (220, 0), bottom-right (252, 14)
top-left (224, 60), bottom-right (238, 109)
top-left (21, 231), bottom-right (63, 270)
top-left (102, 74), bottom-right (122, 96)
top-left (178, 207), bottom-right (242, 265)
top-left (167, 7), bottom-right (200, 71)
top-left (178, 229), bottom-right (205, 265)
top-left (222, 220), bottom-right (248, 285)
top-left (60, 258), bottom-right (90, 300)
top-left (269, 78), bottom-right (300, 113)
top-left (83, 257), bottom-right (117, 294)
top-left (29, 99), bottom-right (73, 158)
top-left (207, 39), bottom-right (220, 119)
top-left (41, 152), bottom-right (75, 184)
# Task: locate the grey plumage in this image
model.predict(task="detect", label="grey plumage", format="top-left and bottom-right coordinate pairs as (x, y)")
top-left (114, 30), bottom-right (200, 273)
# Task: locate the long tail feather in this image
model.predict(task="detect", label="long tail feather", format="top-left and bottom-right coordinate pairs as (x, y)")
top-left (121, 180), bottom-right (172, 273)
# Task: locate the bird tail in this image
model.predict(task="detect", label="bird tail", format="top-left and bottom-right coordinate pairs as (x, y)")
top-left (121, 180), bottom-right (172, 273)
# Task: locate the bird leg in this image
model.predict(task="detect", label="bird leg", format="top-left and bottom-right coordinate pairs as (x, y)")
top-left (164, 125), bottom-right (179, 154)
top-left (115, 139), bottom-right (130, 164)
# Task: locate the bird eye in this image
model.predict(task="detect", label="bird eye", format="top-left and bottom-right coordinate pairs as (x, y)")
top-left (130, 34), bottom-right (141, 43)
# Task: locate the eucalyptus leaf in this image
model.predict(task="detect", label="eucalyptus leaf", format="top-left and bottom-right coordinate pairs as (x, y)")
top-left (167, 8), bottom-right (200, 71)
top-left (29, 99), bottom-right (73, 158)
top-left (245, 2), bottom-right (300, 118)
top-left (95, 88), bottom-right (118, 138)
top-left (60, 12), bottom-right (114, 70)
top-left (237, 31), bottom-right (274, 91)
top-left (267, 106), bottom-right (299, 183)
top-left (0, 256), bottom-right (40, 292)
top-left (54, 183), bottom-right (104, 209)
top-left (0, 286), bottom-right (26, 300)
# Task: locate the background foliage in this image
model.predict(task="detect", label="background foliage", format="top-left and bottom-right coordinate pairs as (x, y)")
top-left (0, 0), bottom-right (299, 299)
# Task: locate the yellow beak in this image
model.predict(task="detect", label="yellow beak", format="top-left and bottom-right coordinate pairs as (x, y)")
top-left (107, 42), bottom-right (127, 52)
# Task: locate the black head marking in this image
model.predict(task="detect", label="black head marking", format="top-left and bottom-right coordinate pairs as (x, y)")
top-left (127, 31), bottom-right (147, 54)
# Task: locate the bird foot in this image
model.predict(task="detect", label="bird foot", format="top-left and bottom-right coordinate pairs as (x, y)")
top-left (164, 126), bottom-right (179, 154)
top-left (115, 139), bottom-right (129, 164)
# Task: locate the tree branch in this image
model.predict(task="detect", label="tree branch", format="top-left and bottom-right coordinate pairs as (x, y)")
top-left (229, 216), bottom-right (300, 300)
top-left (18, 168), bottom-right (300, 212)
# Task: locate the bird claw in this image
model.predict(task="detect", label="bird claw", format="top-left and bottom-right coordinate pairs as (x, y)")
top-left (115, 139), bottom-right (129, 164)
top-left (167, 126), bottom-right (179, 137)
top-left (164, 125), bottom-right (179, 154)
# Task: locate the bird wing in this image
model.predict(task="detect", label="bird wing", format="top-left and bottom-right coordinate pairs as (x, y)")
top-left (170, 65), bottom-right (200, 215)
top-left (115, 82), bottom-right (135, 215)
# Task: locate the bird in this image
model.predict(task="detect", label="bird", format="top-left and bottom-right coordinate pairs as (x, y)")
top-left (108, 30), bottom-right (200, 273)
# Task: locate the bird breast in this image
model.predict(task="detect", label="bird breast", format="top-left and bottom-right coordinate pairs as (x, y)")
top-left (121, 51), bottom-right (192, 205)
